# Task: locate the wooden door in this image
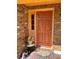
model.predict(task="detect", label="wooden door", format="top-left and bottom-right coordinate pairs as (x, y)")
top-left (36, 11), bottom-right (52, 47)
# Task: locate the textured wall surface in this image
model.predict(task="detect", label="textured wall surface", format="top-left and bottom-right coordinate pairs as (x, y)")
top-left (17, 4), bottom-right (28, 59)
top-left (54, 4), bottom-right (61, 45)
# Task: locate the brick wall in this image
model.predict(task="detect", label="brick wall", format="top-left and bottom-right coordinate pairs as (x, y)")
top-left (17, 4), bottom-right (29, 59)
top-left (54, 4), bottom-right (61, 45)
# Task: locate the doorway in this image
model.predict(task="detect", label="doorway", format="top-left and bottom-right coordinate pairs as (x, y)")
top-left (28, 8), bottom-right (54, 48)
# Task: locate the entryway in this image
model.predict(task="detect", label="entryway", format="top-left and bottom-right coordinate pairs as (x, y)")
top-left (28, 8), bottom-right (54, 48)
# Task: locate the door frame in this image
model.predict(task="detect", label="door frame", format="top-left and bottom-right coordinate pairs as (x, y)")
top-left (28, 8), bottom-right (54, 48)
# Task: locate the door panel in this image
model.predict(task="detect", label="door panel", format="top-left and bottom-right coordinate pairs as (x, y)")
top-left (36, 11), bottom-right (52, 46)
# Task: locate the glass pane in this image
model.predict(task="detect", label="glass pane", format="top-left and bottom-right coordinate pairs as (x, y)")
top-left (31, 14), bottom-right (34, 30)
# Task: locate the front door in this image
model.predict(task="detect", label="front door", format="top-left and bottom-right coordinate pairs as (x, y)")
top-left (36, 11), bottom-right (53, 47)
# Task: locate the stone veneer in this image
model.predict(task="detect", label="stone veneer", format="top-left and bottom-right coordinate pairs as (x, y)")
top-left (54, 4), bottom-right (61, 45)
top-left (17, 4), bottom-right (28, 59)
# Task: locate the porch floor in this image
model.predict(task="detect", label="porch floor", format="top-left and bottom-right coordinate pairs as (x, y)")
top-left (25, 45), bottom-right (61, 59)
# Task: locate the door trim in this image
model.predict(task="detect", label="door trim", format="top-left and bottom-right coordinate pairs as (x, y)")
top-left (28, 8), bottom-right (54, 48)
